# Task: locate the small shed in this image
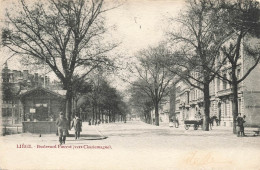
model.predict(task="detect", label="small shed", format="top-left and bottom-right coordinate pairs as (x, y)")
top-left (20, 87), bottom-right (66, 133)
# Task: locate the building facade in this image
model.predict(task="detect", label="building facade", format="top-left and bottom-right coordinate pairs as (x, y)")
top-left (1, 62), bottom-right (62, 125)
top-left (174, 47), bottom-right (260, 127)
top-left (20, 87), bottom-right (66, 122)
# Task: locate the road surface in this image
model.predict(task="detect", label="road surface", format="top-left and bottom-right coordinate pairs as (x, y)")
top-left (0, 121), bottom-right (259, 170)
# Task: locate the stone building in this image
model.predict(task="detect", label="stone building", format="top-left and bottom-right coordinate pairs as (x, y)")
top-left (174, 46), bottom-right (260, 127)
top-left (1, 62), bottom-right (61, 125)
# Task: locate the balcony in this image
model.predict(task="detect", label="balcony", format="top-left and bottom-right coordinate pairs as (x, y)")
top-left (217, 88), bottom-right (232, 97)
top-left (217, 86), bottom-right (242, 97)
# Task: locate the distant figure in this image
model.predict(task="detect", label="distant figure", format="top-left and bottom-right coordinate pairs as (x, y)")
top-left (236, 113), bottom-right (243, 137)
top-left (88, 119), bottom-right (91, 126)
top-left (56, 112), bottom-right (69, 145)
top-left (216, 116), bottom-right (220, 126)
top-left (209, 116), bottom-right (217, 128)
top-left (175, 115), bottom-right (179, 128)
top-left (198, 110), bottom-right (202, 119)
top-left (71, 114), bottom-right (82, 140)
top-left (241, 115), bottom-right (246, 136)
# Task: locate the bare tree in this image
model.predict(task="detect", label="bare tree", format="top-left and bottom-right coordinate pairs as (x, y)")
top-left (214, 0), bottom-right (260, 134)
top-left (126, 45), bottom-right (177, 126)
top-left (2, 0), bottom-right (118, 121)
top-left (166, 0), bottom-right (232, 130)
top-left (129, 82), bottom-right (154, 124)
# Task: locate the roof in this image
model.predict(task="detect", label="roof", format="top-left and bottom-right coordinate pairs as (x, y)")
top-left (19, 87), bottom-right (66, 99)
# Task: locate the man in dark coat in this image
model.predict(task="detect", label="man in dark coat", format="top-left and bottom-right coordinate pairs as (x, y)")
top-left (241, 115), bottom-right (246, 136)
top-left (56, 112), bottom-right (69, 145)
top-left (71, 114), bottom-right (82, 140)
top-left (236, 113), bottom-right (243, 137)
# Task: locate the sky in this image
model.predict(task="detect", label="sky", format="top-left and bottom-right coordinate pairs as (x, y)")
top-left (0, 0), bottom-right (185, 93)
top-left (105, 0), bottom-right (185, 92)
top-left (106, 0), bottom-right (184, 54)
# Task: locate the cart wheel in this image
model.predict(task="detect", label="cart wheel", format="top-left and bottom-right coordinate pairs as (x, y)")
top-left (194, 125), bottom-right (198, 130)
top-left (184, 125), bottom-right (189, 130)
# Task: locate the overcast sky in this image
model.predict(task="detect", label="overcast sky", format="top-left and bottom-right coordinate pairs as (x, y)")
top-left (106, 0), bottom-right (185, 92)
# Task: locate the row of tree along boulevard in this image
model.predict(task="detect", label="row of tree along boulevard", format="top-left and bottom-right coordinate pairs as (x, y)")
top-left (1, 0), bottom-right (260, 134)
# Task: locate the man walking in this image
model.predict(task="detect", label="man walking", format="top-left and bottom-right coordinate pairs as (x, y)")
top-left (56, 112), bottom-right (69, 145)
top-left (71, 114), bottom-right (82, 140)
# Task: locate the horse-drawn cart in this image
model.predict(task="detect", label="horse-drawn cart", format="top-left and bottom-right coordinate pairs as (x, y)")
top-left (184, 119), bottom-right (203, 130)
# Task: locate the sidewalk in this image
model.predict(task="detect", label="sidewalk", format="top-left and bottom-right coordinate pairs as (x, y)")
top-left (0, 123), bottom-right (106, 144)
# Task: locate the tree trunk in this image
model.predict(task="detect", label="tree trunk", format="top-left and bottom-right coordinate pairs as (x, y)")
top-left (92, 104), bottom-right (95, 125)
top-left (98, 107), bottom-right (101, 121)
top-left (231, 69), bottom-right (239, 134)
top-left (170, 85), bottom-right (176, 121)
top-left (65, 89), bottom-right (73, 124)
top-left (203, 83), bottom-right (210, 131)
top-left (95, 105), bottom-right (98, 125)
top-left (108, 110), bottom-right (111, 123)
top-left (154, 101), bottom-right (159, 126)
top-left (101, 111), bottom-right (104, 123)
top-left (75, 99), bottom-right (78, 116)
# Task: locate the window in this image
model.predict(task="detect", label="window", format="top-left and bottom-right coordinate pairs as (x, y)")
top-left (238, 99), bottom-right (241, 114)
top-left (223, 74), bottom-right (227, 90)
top-left (237, 69), bottom-right (241, 80)
top-left (2, 108), bottom-right (12, 117)
top-left (224, 101), bottom-right (227, 116)
top-left (35, 104), bottom-right (41, 107)
top-left (217, 77), bottom-right (220, 91)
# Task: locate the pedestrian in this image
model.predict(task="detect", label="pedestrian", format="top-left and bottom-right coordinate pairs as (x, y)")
top-left (175, 115), bottom-right (179, 128)
top-left (236, 113), bottom-right (243, 137)
top-left (56, 112), bottom-right (69, 145)
top-left (216, 117), bottom-right (219, 126)
top-left (241, 115), bottom-right (246, 136)
top-left (71, 114), bottom-right (82, 140)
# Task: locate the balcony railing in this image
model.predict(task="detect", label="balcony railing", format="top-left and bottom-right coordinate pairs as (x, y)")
top-left (217, 86), bottom-right (242, 97)
top-left (217, 88), bottom-right (232, 96)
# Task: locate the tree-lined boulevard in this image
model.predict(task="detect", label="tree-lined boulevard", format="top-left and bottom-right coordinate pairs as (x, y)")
top-left (2, 0), bottom-right (260, 134)
top-left (1, 1), bottom-right (260, 169)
